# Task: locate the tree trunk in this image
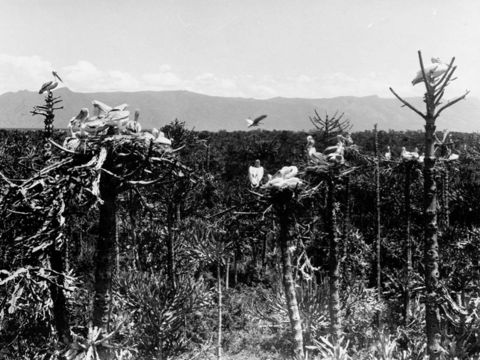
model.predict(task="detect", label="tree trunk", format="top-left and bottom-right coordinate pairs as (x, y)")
top-left (327, 177), bottom-right (341, 341)
top-left (403, 163), bottom-right (412, 326)
top-left (217, 238), bottom-right (223, 360)
top-left (374, 125), bottom-right (382, 314)
top-left (424, 119), bottom-right (442, 358)
top-left (278, 200), bottom-right (304, 360)
top-left (167, 204), bottom-right (176, 290)
top-left (49, 246), bottom-right (72, 344)
top-left (92, 174), bottom-right (118, 329)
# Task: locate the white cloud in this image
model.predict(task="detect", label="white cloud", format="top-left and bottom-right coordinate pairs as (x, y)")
top-left (0, 54), bottom-right (53, 94)
top-left (63, 61), bottom-right (140, 92)
top-left (0, 53), bottom-right (437, 99)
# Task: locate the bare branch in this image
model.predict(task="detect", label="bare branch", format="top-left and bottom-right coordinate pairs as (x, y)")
top-left (389, 87), bottom-right (425, 119)
top-left (434, 90), bottom-right (470, 119)
top-left (434, 57), bottom-right (456, 91)
top-left (418, 50), bottom-right (432, 93)
top-left (48, 139), bottom-right (79, 155)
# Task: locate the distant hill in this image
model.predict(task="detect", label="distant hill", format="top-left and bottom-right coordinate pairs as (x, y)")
top-left (0, 88), bottom-right (479, 132)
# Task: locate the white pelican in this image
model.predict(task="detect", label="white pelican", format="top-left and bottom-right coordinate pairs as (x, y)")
top-left (246, 114), bottom-right (267, 128)
top-left (125, 109), bottom-right (142, 134)
top-left (92, 100), bottom-right (112, 117)
top-left (307, 136), bottom-right (329, 165)
top-left (248, 159), bottom-right (264, 188)
top-left (411, 58), bottom-right (449, 86)
top-left (273, 166), bottom-right (298, 179)
top-left (69, 108), bottom-right (89, 137)
top-left (401, 147), bottom-right (420, 161)
top-left (152, 128), bottom-right (172, 146)
top-left (326, 140), bottom-right (345, 164)
top-left (447, 153), bottom-right (459, 161)
top-left (385, 146), bottom-right (392, 161)
top-left (263, 173), bottom-right (303, 190)
top-left (39, 81), bottom-right (58, 94)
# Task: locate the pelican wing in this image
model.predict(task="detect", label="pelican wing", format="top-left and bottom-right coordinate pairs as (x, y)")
top-left (246, 118), bottom-right (254, 127)
top-left (92, 100), bottom-right (112, 116)
top-left (112, 103), bottom-right (128, 111)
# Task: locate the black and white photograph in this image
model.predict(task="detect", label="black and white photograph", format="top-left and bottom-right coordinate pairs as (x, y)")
top-left (1, 1), bottom-right (480, 359)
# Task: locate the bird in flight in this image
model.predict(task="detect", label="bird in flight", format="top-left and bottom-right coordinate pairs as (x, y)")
top-left (52, 70), bottom-right (63, 83)
top-left (246, 114), bottom-right (267, 128)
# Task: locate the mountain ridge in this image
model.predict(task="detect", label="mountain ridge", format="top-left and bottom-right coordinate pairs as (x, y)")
top-left (0, 88), bottom-right (478, 132)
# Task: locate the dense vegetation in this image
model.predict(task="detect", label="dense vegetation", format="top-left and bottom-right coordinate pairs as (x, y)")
top-left (2, 57), bottom-right (480, 360)
top-left (2, 122), bottom-right (480, 360)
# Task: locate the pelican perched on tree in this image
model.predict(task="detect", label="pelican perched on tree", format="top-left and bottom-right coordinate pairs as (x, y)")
top-left (69, 108), bottom-right (108, 138)
top-left (39, 81), bottom-right (58, 94)
top-left (401, 147), bottom-right (420, 161)
top-left (248, 159), bottom-right (264, 188)
top-left (411, 57), bottom-right (449, 86)
top-left (263, 166), bottom-right (303, 190)
top-left (385, 146), bottom-right (392, 161)
top-left (246, 114), bottom-right (267, 128)
top-left (325, 137), bottom-right (345, 164)
top-left (273, 165), bottom-right (298, 179)
top-left (151, 128), bottom-right (172, 146)
top-left (92, 100), bottom-right (112, 117)
top-left (125, 109), bottom-right (142, 135)
top-left (306, 136), bottom-right (329, 165)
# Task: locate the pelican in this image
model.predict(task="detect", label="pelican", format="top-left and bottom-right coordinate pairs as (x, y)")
top-left (104, 109), bottom-right (130, 131)
top-left (263, 172), bottom-right (303, 190)
top-left (92, 100), bottom-right (112, 117)
top-left (401, 147), bottom-right (419, 161)
top-left (447, 153), bottom-right (459, 161)
top-left (385, 146), bottom-right (392, 161)
top-left (152, 128), bottom-right (172, 146)
top-left (248, 159), bottom-right (264, 188)
top-left (125, 109), bottom-right (142, 134)
top-left (307, 136), bottom-right (329, 165)
top-left (412, 57), bottom-right (449, 86)
top-left (246, 114), bottom-right (267, 128)
top-left (69, 108), bottom-right (89, 137)
top-left (39, 81), bottom-right (58, 94)
top-left (326, 139), bottom-right (345, 164)
top-left (273, 165), bottom-right (298, 179)
top-left (52, 70), bottom-right (63, 83)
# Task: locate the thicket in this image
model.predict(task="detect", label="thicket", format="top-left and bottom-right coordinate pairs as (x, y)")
top-left (2, 55), bottom-right (480, 360)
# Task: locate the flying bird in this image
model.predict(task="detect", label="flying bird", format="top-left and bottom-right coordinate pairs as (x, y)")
top-left (248, 159), bottom-right (264, 188)
top-left (246, 114), bottom-right (267, 128)
top-left (411, 57), bottom-right (449, 86)
top-left (39, 81), bottom-right (58, 94)
top-left (52, 70), bottom-right (63, 83)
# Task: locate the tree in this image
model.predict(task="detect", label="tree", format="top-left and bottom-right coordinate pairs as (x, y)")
top-left (390, 51), bottom-right (469, 359)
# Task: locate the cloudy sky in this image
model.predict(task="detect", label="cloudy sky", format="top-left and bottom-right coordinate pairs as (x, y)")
top-left (0, 0), bottom-right (478, 98)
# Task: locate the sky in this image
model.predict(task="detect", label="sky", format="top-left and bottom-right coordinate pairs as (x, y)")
top-left (0, 0), bottom-right (478, 99)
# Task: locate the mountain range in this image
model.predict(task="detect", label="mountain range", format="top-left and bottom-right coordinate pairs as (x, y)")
top-left (0, 88), bottom-right (478, 132)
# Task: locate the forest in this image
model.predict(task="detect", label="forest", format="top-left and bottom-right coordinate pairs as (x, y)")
top-left (1, 55), bottom-right (480, 360)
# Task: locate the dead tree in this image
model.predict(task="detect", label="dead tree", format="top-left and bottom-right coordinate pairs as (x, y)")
top-left (390, 51), bottom-right (469, 359)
